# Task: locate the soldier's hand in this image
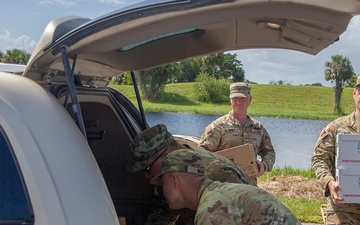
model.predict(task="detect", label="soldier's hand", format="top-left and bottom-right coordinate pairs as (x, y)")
top-left (254, 161), bottom-right (265, 177)
top-left (328, 180), bottom-right (343, 204)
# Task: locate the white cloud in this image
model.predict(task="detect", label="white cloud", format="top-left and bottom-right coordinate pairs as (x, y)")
top-left (38, 0), bottom-right (126, 7)
top-left (0, 29), bottom-right (37, 54)
top-left (232, 49), bottom-right (312, 85)
top-left (98, 0), bottom-right (125, 5)
top-left (38, 0), bottom-right (77, 7)
top-left (342, 16), bottom-right (360, 47)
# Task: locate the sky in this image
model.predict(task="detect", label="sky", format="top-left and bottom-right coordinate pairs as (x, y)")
top-left (1, 1), bottom-right (360, 87)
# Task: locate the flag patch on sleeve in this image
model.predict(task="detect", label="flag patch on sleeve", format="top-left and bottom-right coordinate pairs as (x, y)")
top-left (205, 125), bottom-right (212, 134)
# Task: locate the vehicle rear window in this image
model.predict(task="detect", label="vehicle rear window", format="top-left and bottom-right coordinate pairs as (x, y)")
top-left (0, 128), bottom-right (33, 223)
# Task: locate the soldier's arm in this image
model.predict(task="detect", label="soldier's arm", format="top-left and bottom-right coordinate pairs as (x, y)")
top-left (224, 167), bottom-right (257, 186)
top-left (311, 126), bottom-right (336, 197)
top-left (257, 129), bottom-right (276, 172)
top-left (198, 124), bottom-right (221, 152)
top-left (207, 159), bottom-right (257, 186)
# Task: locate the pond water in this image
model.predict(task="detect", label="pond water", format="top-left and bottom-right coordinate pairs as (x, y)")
top-left (145, 112), bottom-right (331, 169)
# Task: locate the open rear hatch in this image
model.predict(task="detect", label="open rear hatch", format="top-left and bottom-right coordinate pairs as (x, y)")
top-left (24, 0), bottom-right (359, 86)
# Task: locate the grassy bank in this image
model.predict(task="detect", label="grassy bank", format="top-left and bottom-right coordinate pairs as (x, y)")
top-left (109, 82), bottom-right (355, 121)
top-left (258, 167), bottom-right (326, 224)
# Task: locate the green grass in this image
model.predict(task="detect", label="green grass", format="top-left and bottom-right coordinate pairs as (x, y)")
top-left (281, 198), bottom-right (325, 224)
top-left (109, 83), bottom-right (355, 121)
top-left (258, 166), bottom-right (316, 181)
top-left (259, 167), bottom-right (326, 224)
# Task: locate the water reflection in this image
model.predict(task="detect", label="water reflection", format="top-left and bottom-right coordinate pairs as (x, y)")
top-left (146, 112), bottom-right (330, 169)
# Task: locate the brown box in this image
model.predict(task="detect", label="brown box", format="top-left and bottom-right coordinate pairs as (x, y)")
top-left (216, 143), bottom-right (258, 176)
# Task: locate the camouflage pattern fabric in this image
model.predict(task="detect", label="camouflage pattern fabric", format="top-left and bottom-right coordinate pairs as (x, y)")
top-left (196, 179), bottom-right (301, 225)
top-left (150, 149), bottom-right (206, 185)
top-left (191, 147), bottom-right (255, 185)
top-left (198, 111), bottom-right (275, 182)
top-left (312, 111), bottom-right (360, 224)
top-left (229, 82), bottom-right (251, 98)
top-left (325, 200), bottom-right (360, 225)
top-left (128, 124), bottom-right (174, 172)
top-left (146, 147), bottom-right (256, 225)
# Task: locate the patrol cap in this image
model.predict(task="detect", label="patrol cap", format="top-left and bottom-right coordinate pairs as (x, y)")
top-left (355, 75), bottom-right (360, 88)
top-left (150, 149), bottom-right (206, 185)
top-left (129, 124), bottom-right (174, 172)
top-left (229, 82), bottom-right (251, 98)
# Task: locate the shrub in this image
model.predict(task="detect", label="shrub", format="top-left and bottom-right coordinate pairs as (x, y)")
top-left (122, 72), bottom-right (133, 85)
top-left (111, 75), bottom-right (123, 84)
top-left (110, 72), bottom-right (133, 85)
top-left (194, 72), bottom-right (231, 103)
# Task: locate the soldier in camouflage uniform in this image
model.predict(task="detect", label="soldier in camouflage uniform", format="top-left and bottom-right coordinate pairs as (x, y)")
top-left (312, 76), bottom-right (360, 225)
top-left (198, 82), bottom-right (276, 183)
top-left (128, 124), bottom-right (256, 225)
top-left (151, 149), bottom-right (301, 225)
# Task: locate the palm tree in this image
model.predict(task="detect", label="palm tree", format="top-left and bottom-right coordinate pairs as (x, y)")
top-left (204, 53), bottom-right (225, 78)
top-left (324, 54), bottom-right (354, 114)
top-left (1, 49), bottom-right (30, 64)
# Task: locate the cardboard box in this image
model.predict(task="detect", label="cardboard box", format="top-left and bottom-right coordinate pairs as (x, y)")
top-left (216, 143), bottom-right (258, 176)
top-left (336, 134), bottom-right (360, 168)
top-left (336, 168), bottom-right (360, 203)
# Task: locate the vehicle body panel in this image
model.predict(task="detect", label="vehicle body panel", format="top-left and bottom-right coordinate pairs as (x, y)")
top-left (25, 0), bottom-right (360, 87)
top-left (0, 62), bottom-right (26, 74)
top-left (0, 72), bottom-right (119, 225)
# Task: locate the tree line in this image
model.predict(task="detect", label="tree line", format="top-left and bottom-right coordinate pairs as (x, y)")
top-left (119, 53), bottom-right (357, 115)
top-left (1, 48), bottom-right (356, 114)
top-left (0, 49), bottom-right (30, 65)
top-left (115, 53), bottom-right (246, 103)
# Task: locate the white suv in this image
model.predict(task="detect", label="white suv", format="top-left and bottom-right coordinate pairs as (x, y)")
top-left (1, 1), bottom-right (360, 224)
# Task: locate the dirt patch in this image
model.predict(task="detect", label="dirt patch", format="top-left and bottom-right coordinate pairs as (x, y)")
top-left (258, 175), bottom-right (327, 201)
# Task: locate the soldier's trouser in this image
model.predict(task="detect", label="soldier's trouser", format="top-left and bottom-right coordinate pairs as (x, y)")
top-left (325, 201), bottom-right (360, 225)
top-left (326, 211), bottom-right (360, 225)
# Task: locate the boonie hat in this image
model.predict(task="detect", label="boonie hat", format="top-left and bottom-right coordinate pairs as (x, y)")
top-left (355, 75), bottom-right (360, 88)
top-left (150, 149), bottom-right (206, 185)
top-left (128, 124), bottom-right (174, 172)
top-left (229, 82), bottom-right (251, 98)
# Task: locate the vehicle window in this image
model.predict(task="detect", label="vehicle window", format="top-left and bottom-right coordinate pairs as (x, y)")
top-left (0, 128), bottom-right (34, 224)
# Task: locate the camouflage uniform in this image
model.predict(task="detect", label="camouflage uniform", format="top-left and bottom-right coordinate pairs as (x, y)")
top-left (312, 111), bottom-right (360, 224)
top-left (196, 179), bottom-right (301, 225)
top-left (150, 149), bottom-right (300, 225)
top-left (129, 124), bottom-right (255, 225)
top-left (191, 146), bottom-right (255, 185)
top-left (198, 111), bottom-right (276, 183)
top-left (199, 82), bottom-right (275, 184)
